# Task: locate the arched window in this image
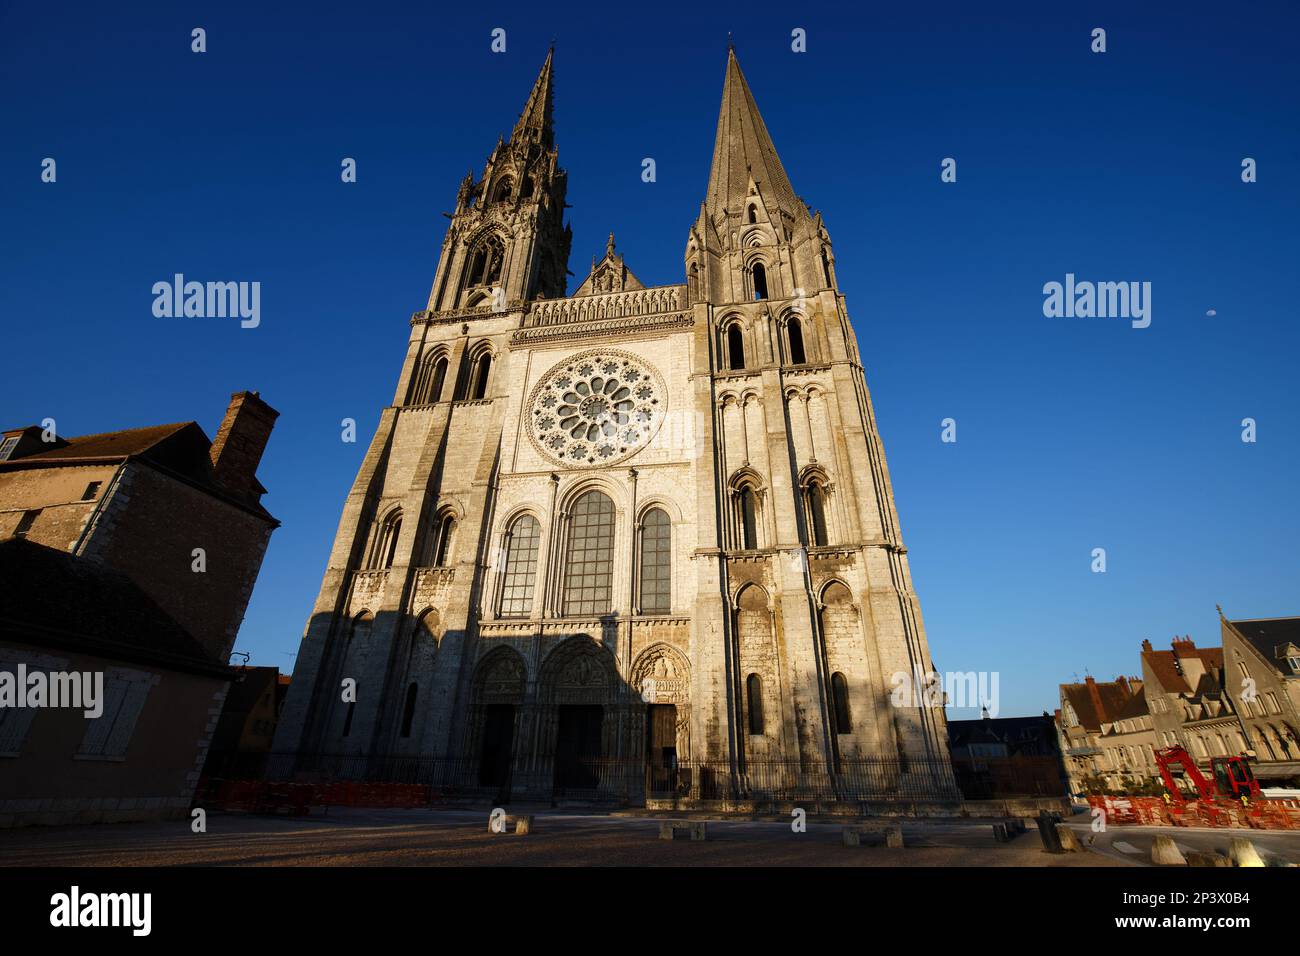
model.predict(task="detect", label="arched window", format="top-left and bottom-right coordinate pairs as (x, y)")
top-left (787, 317), bottom-right (807, 365)
top-left (499, 514), bottom-right (540, 617)
top-left (400, 683), bottom-right (418, 738)
top-left (341, 702), bottom-right (356, 737)
top-left (431, 512), bottom-right (455, 566)
top-left (563, 490), bottom-right (615, 616)
top-left (466, 236), bottom-right (504, 287)
top-left (726, 324), bottom-right (745, 370)
top-left (428, 356), bottom-right (448, 402)
top-left (639, 508), bottom-right (671, 614)
top-left (470, 352), bottom-right (492, 399)
top-left (746, 673), bottom-right (764, 735)
top-left (831, 672), bottom-right (852, 734)
top-left (687, 262), bottom-right (699, 303)
top-left (371, 511), bottom-right (402, 569)
top-left (747, 205), bottom-right (758, 224)
top-left (821, 248), bottom-right (832, 287)
top-left (411, 352), bottom-right (449, 404)
top-left (752, 262), bottom-right (768, 300)
top-left (806, 481), bottom-right (828, 547)
top-left (491, 178), bottom-right (514, 203)
top-left (738, 486), bottom-right (758, 550)
top-left (519, 176), bottom-right (535, 199)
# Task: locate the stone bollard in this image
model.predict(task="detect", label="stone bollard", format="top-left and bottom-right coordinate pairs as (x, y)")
top-left (659, 822), bottom-right (677, 841)
top-left (884, 826), bottom-right (904, 848)
top-left (1151, 835), bottom-right (1187, 866)
top-left (1186, 851), bottom-right (1231, 867)
top-left (1228, 838), bottom-right (1265, 868)
top-left (1037, 812), bottom-right (1064, 852)
top-left (689, 822), bottom-right (707, 841)
top-left (842, 828), bottom-right (862, 847)
top-left (993, 823), bottom-right (1010, 843)
top-left (1055, 824), bottom-right (1082, 852)
top-left (514, 815), bottom-right (533, 835)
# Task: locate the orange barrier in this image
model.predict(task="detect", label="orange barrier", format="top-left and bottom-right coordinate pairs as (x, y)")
top-left (1087, 794), bottom-right (1300, 830)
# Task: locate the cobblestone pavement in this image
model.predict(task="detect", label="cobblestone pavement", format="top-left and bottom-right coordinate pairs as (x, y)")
top-left (0, 809), bottom-right (1131, 867)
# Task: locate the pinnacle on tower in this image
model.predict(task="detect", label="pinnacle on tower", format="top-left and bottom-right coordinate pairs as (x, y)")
top-left (512, 47), bottom-right (555, 150)
top-left (705, 49), bottom-right (802, 227)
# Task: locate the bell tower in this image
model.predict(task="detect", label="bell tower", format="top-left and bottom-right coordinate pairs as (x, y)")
top-left (426, 48), bottom-right (572, 313)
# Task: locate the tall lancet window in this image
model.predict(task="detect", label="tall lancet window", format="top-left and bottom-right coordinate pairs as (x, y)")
top-left (499, 514), bottom-right (540, 617)
top-left (726, 324), bottom-right (745, 370)
top-left (638, 508), bottom-right (671, 614)
top-left (467, 235), bottom-right (504, 287)
top-left (371, 511), bottom-right (402, 569)
top-left (739, 487), bottom-right (758, 550)
top-left (752, 262), bottom-right (769, 300)
top-left (787, 317), bottom-right (807, 365)
top-left (805, 481), bottom-right (828, 547)
top-left (563, 491), bottom-right (616, 616)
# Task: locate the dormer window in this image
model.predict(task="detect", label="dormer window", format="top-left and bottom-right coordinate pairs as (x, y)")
top-left (0, 437), bottom-right (18, 460)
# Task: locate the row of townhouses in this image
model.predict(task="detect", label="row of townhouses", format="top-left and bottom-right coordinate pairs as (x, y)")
top-left (1056, 612), bottom-right (1300, 795)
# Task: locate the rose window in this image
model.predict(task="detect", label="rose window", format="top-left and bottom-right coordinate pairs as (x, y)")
top-left (526, 349), bottom-right (665, 466)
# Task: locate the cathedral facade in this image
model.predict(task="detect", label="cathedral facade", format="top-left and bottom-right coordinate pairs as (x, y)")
top-left (274, 49), bottom-right (957, 803)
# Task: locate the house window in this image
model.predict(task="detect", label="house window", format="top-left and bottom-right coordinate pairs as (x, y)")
top-left (639, 508), bottom-right (671, 614)
top-left (78, 674), bottom-right (153, 759)
top-left (81, 482), bottom-right (102, 502)
top-left (499, 515), bottom-right (540, 617)
top-left (562, 491), bottom-right (615, 616)
top-left (746, 673), bottom-right (764, 735)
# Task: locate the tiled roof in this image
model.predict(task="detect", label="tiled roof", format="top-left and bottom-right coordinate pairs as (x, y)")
top-left (1229, 617), bottom-right (1300, 675)
top-left (9, 422), bottom-right (194, 462)
top-left (0, 538), bottom-right (224, 675)
top-left (1142, 644), bottom-right (1223, 695)
top-left (1061, 678), bottom-right (1141, 730)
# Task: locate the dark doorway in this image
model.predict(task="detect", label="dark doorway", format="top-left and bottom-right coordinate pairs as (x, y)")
top-left (555, 705), bottom-right (603, 791)
top-left (646, 704), bottom-right (679, 796)
top-left (479, 704), bottom-right (515, 789)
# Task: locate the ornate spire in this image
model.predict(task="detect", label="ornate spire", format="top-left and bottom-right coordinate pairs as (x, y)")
top-left (512, 47), bottom-right (555, 150)
top-left (705, 48), bottom-right (800, 226)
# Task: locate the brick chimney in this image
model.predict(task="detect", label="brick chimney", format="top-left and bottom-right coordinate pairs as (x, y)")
top-left (209, 391), bottom-right (278, 503)
top-left (1141, 639), bottom-right (1153, 652)
top-left (1085, 675), bottom-right (1104, 720)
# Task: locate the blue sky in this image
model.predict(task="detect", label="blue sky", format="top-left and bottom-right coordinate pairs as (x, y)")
top-left (2, 1), bottom-right (1297, 719)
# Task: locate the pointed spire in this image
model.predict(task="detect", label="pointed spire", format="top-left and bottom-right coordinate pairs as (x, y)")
top-left (705, 49), bottom-right (800, 226)
top-left (512, 47), bottom-right (555, 150)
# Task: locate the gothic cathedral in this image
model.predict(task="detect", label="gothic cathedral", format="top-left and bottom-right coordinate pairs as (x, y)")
top-left (275, 49), bottom-right (957, 803)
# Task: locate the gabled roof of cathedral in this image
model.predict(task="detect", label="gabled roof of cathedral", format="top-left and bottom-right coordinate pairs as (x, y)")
top-left (573, 233), bottom-right (646, 297)
top-left (706, 48), bottom-right (802, 227)
top-left (512, 47), bottom-right (555, 150)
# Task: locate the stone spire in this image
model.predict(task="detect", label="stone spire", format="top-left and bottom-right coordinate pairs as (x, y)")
top-left (705, 48), bottom-right (801, 227)
top-left (512, 47), bottom-right (555, 149)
